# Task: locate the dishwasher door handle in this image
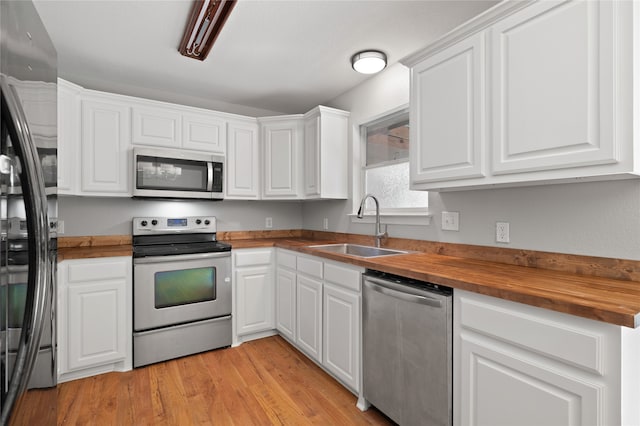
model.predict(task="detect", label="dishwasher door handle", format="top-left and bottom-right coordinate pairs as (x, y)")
top-left (364, 278), bottom-right (443, 308)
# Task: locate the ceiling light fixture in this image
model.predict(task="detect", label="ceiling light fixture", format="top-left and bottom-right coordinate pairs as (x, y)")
top-left (351, 50), bottom-right (387, 74)
top-left (178, 0), bottom-right (237, 61)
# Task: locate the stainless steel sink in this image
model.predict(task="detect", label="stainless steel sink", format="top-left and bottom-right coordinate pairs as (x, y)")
top-left (309, 243), bottom-right (408, 258)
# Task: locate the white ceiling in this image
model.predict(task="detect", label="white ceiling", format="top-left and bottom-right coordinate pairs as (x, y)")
top-left (33, 0), bottom-right (498, 116)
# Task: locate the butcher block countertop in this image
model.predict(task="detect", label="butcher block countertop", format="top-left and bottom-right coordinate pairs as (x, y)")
top-left (58, 231), bottom-right (640, 328)
top-left (58, 235), bottom-right (132, 261)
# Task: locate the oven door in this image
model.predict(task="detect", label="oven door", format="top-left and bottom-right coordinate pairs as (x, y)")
top-left (133, 252), bottom-right (231, 331)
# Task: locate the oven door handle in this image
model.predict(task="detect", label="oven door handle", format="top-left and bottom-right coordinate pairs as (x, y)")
top-left (134, 251), bottom-right (231, 264)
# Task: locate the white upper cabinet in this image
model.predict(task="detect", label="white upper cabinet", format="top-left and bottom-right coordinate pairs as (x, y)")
top-left (131, 103), bottom-right (227, 154)
top-left (80, 91), bottom-right (131, 196)
top-left (410, 33), bottom-right (485, 185)
top-left (12, 79), bottom-right (57, 139)
top-left (260, 115), bottom-right (304, 199)
top-left (226, 117), bottom-right (260, 199)
top-left (131, 104), bottom-right (181, 148)
top-left (57, 79), bottom-right (82, 195)
top-left (491, 0), bottom-right (617, 175)
top-left (57, 77), bottom-right (350, 198)
top-left (182, 112), bottom-right (226, 154)
top-left (404, 0), bottom-right (639, 191)
top-left (303, 106), bottom-right (349, 199)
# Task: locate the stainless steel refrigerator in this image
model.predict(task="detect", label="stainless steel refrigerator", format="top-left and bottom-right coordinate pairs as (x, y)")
top-left (0, 1), bottom-right (57, 424)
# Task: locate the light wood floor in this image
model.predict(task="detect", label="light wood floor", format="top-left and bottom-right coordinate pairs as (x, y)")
top-left (56, 336), bottom-right (393, 425)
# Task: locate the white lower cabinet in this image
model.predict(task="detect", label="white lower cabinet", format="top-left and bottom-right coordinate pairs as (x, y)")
top-left (455, 289), bottom-right (640, 426)
top-left (58, 256), bottom-right (132, 382)
top-left (296, 273), bottom-right (323, 363)
top-left (275, 250), bottom-right (297, 341)
top-left (323, 282), bottom-right (359, 391)
top-left (275, 249), bottom-right (363, 394)
top-left (233, 249), bottom-right (275, 344)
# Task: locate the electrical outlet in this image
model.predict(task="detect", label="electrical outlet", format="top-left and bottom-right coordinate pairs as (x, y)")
top-left (57, 220), bottom-right (64, 234)
top-left (496, 222), bottom-right (510, 243)
top-left (323, 218), bottom-right (329, 230)
top-left (265, 217), bottom-right (273, 229)
top-left (442, 211), bottom-right (459, 231)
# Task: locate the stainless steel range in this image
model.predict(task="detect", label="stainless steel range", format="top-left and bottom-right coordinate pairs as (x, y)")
top-left (132, 216), bottom-right (232, 368)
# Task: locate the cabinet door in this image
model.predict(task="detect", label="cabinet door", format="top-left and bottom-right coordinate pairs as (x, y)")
top-left (236, 266), bottom-right (274, 336)
top-left (226, 119), bottom-right (260, 199)
top-left (275, 267), bottom-right (296, 341)
top-left (410, 32), bottom-right (485, 185)
top-left (81, 97), bottom-right (131, 195)
top-left (182, 112), bottom-right (226, 153)
top-left (303, 115), bottom-right (320, 197)
top-left (491, 0), bottom-right (617, 175)
top-left (12, 80), bottom-right (57, 138)
top-left (323, 282), bottom-right (359, 391)
top-left (262, 119), bottom-right (301, 198)
top-left (64, 258), bottom-right (130, 372)
top-left (296, 274), bottom-right (323, 362)
top-left (458, 335), bottom-right (600, 425)
top-left (455, 290), bottom-right (618, 426)
top-left (57, 80), bottom-right (81, 194)
top-left (131, 104), bottom-right (181, 148)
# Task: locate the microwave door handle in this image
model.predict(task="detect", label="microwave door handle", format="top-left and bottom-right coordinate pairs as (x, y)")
top-left (206, 162), bottom-right (213, 192)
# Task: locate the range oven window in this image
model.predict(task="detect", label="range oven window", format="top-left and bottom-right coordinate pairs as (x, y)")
top-left (154, 267), bottom-right (216, 308)
top-left (0, 283), bottom-right (27, 328)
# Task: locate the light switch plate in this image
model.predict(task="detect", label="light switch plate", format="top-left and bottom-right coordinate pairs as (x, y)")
top-left (442, 211), bottom-right (459, 231)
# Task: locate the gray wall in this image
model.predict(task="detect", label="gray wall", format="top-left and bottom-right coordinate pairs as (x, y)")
top-left (302, 64), bottom-right (640, 260)
top-left (59, 197), bottom-right (303, 236)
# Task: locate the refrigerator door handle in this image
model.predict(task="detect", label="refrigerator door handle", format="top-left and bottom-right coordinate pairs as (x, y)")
top-left (0, 76), bottom-right (51, 424)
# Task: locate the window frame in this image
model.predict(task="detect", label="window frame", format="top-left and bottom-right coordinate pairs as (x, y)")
top-left (351, 105), bottom-right (431, 226)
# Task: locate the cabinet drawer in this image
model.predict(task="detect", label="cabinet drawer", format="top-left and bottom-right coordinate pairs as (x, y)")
top-left (297, 256), bottom-right (323, 279)
top-left (67, 259), bottom-right (128, 283)
top-left (324, 262), bottom-right (361, 292)
top-left (235, 250), bottom-right (272, 267)
top-left (459, 293), bottom-right (613, 375)
top-left (277, 250), bottom-right (296, 269)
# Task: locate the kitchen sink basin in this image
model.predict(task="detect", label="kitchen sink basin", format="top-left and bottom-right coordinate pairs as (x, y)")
top-left (309, 243), bottom-right (408, 258)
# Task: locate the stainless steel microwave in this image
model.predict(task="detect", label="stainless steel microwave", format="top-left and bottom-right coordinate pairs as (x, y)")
top-left (132, 147), bottom-right (224, 200)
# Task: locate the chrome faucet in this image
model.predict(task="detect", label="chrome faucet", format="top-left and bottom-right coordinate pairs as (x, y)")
top-left (357, 194), bottom-right (388, 248)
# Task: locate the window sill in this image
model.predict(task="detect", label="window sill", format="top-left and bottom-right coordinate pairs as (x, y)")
top-left (349, 212), bottom-right (432, 226)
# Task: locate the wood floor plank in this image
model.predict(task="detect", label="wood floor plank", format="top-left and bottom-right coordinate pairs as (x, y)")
top-left (53, 336), bottom-right (392, 425)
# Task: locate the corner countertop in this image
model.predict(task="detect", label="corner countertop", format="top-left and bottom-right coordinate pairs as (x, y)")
top-left (58, 234), bottom-right (640, 328)
top-left (231, 238), bottom-right (640, 329)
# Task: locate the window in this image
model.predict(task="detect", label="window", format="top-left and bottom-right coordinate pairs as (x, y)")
top-left (359, 108), bottom-right (428, 216)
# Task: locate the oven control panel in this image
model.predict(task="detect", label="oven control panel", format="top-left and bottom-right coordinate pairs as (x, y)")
top-left (133, 216), bottom-right (217, 235)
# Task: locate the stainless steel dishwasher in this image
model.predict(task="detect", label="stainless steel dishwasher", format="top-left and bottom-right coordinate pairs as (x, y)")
top-left (362, 270), bottom-right (453, 426)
